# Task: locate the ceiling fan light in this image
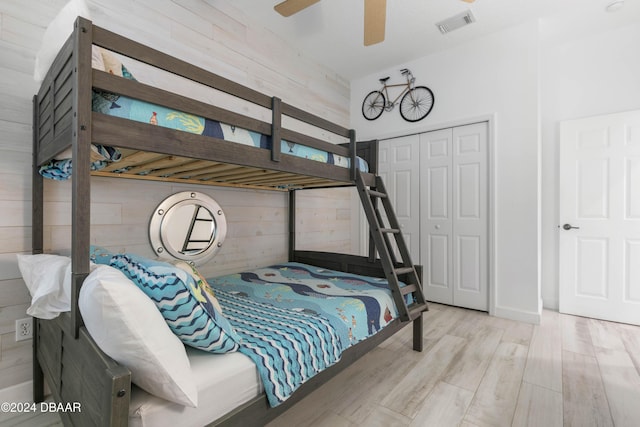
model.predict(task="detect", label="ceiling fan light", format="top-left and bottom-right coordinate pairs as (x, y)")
top-left (436, 10), bottom-right (476, 34)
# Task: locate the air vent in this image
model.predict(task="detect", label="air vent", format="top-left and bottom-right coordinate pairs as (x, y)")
top-left (436, 10), bottom-right (476, 34)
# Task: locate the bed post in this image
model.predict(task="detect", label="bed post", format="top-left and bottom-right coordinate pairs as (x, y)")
top-left (288, 190), bottom-right (296, 260)
top-left (412, 264), bottom-right (424, 352)
top-left (271, 97), bottom-right (281, 162)
top-left (32, 94), bottom-right (45, 403)
top-left (70, 17), bottom-right (93, 338)
top-left (349, 129), bottom-right (357, 181)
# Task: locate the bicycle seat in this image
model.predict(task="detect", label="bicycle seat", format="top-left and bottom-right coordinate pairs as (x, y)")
top-left (379, 76), bottom-right (390, 83)
top-left (400, 68), bottom-right (410, 74)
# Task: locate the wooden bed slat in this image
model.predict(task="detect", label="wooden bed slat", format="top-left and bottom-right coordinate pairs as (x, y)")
top-left (169, 163), bottom-right (240, 179)
top-left (143, 159), bottom-right (216, 177)
top-left (155, 160), bottom-right (232, 178)
top-left (100, 151), bottom-right (168, 172)
top-left (122, 155), bottom-right (192, 175)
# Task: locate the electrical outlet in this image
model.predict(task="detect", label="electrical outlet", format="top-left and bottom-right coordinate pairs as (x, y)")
top-left (15, 318), bottom-right (33, 342)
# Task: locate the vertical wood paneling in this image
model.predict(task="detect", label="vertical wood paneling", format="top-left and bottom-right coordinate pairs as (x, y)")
top-left (0, 0), bottom-right (351, 397)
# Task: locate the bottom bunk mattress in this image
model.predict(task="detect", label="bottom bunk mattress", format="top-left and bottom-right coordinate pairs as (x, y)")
top-left (128, 261), bottom-right (402, 425)
top-left (128, 349), bottom-right (261, 427)
top-left (209, 262), bottom-right (400, 407)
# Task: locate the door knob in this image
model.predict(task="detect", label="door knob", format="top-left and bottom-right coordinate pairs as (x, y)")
top-left (562, 223), bottom-right (580, 230)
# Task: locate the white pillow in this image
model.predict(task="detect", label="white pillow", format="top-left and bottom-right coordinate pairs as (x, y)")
top-left (16, 254), bottom-right (72, 320)
top-left (79, 265), bottom-right (198, 407)
top-left (92, 45), bottom-right (105, 72)
top-left (34, 0), bottom-right (92, 82)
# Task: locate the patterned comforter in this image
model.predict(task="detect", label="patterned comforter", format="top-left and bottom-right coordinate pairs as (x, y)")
top-left (207, 262), bottom-right (401, 406)
top-left (39, 61), bottom-right (368, 180)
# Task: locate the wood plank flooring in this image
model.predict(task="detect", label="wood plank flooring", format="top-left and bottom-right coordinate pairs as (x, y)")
top-left (268, 304), bottom-right (640, 427)
top-left (2, 303), bottom-right (639, 427)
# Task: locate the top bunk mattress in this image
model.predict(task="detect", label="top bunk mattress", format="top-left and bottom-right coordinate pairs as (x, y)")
top-left (38, 46), bottom-right (368, 188)
top-left (91, 90), bottom-right (368, 172)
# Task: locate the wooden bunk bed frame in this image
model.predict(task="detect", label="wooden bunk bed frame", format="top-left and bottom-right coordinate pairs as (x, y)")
top-left (31, 17), bottom-right (425, 426)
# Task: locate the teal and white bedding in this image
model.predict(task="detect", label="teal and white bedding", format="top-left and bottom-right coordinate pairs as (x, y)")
top-left (39, 60), bottom-right (368, 180)
top-left (207, 262), bottom-right (401, 406)
top-left (91, 92), bottom-right (368, 171)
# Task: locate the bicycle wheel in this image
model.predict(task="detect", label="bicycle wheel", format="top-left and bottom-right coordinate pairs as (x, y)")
top-left (400, 86), bottom-right (434, 122)
top-left (362, 90), bottom-right (385, 120)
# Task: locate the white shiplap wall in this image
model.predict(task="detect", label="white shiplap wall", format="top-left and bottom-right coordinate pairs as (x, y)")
top-left (0, 0), bottom-right (352, 399)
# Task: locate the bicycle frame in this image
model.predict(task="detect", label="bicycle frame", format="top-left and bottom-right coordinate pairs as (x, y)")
top-left (380, 73), bottom-right (414, 108)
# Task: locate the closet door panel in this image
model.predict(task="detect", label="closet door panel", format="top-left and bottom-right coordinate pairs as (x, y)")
top-left (452, 123), bottom-right (488, 310)
top-left (421, 128), bottom-right (454, 305)
top-left (457, 235), bottom-right (481, 292)
top-left (379, 135), bottom-right (420, 261)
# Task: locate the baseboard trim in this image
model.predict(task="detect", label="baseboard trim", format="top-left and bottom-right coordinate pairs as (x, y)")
top-left (493, 304), bottom-right (542, 325)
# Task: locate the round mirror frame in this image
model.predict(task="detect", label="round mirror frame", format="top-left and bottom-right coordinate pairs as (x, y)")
top-left (149, 191), bottom-right (227, 266)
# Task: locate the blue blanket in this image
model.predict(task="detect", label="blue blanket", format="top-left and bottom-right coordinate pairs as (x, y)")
top-left (208, 262), bottom-right (401, 406)
top-left (216, 289), bottom-right (342, 407)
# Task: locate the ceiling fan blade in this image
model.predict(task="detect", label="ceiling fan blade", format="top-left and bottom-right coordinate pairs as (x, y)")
top-left (274, 0), bottom-right (321, 17)
top-left (364, 0), bottom-right (386, 46)
top-left (461, 0), bottom-right (476, 3)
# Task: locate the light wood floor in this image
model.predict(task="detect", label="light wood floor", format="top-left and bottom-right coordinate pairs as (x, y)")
top-left (267, 303), bottom-right (640, 427)
top-left (3, 304), bottom-right (639, 427)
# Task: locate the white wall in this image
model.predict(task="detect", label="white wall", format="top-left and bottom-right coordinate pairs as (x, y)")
top-left (540, 21), bottom-right (640, 309)
top-left (351, 16), bottom-right (640, 321)
top-left (0, 0), bottom-right (352, 402)
top-left (350, 21), bottom-right (543, 323)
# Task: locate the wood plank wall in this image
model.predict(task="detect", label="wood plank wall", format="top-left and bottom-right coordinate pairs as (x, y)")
top-left (0, 0), bottom-right (353, 400)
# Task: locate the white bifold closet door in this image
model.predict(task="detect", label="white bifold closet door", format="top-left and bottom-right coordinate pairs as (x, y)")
top-left (378, 135), bottom-right (421, 260)
top-left (420, 123), bottom-right (488, 311)
top-left (378, 122), bottom-right (488, 311)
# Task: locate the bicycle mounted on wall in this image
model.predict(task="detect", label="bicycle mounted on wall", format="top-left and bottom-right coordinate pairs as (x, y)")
top-left (361, 68), bottom-right (434, 122)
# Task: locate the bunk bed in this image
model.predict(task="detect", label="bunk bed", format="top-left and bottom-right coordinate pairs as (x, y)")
top-left (31, 17), bottom-right (427, 426)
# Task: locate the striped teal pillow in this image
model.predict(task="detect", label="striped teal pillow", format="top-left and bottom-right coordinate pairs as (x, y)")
top-left (109, 253), bottom-right (241, 354)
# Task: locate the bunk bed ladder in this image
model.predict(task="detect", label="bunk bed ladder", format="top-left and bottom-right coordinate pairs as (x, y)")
top-left (356, 171), bottom-right (428, 322)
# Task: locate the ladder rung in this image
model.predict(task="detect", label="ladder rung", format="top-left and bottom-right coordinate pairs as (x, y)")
top-left (409, 303), bottom-right (428, 320)
top-left (380, 228), bottom-right (400, 234)
top-left (367, 189), bottom-right (388, 199)
top-left (394, 267), bottom-right (414, 275)
top-left (401, 284), bottom-right (417, 295)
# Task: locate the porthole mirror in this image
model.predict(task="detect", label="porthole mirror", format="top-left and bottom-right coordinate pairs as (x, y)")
top-left (149, 191), bottom-right (227, 266)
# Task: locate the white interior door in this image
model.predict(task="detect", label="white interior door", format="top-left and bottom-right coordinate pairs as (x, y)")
top-left (420, 123), bottom-right (488, 310)
top-left (559, 110), bottom-right (640, 325)
top-left (420, 128), bottom-right (454, 305)
top-left (378, 135), bottom-right (420, 260)
top-left (451, 123), bottom-right (489, 311)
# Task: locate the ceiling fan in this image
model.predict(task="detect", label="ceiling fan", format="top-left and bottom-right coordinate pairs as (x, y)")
top-left (274, 0), bottom-right (476, 46)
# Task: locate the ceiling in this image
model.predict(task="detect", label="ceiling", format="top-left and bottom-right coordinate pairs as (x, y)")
top-left (208, 0), bottom-right (640, 80)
